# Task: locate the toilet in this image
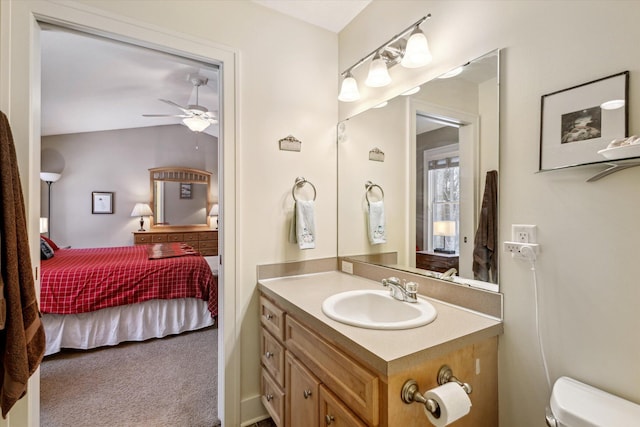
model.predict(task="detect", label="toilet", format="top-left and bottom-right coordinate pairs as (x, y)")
top-left (547, 376), bottom-right (640, 426)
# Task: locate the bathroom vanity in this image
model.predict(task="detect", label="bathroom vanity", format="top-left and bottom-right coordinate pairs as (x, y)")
top-left (258, 271), bottom-right (502, 427)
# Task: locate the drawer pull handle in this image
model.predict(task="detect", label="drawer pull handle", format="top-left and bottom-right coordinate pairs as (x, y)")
top-left (265, 313), bottom-right (273, 320)
top-left (325, 414), bottom-right (335, 425)
top-left (265, 393), bottom-right (274, 402)
top-left (303, 389), bottom-right (312, 399)
top-left (265, 351), bottom-right (273, 359)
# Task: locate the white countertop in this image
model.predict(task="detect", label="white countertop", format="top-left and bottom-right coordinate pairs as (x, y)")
top-left (258, 271), bottom-right (503, 377)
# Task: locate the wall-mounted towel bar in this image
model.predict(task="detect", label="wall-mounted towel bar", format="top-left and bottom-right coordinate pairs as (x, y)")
top-left (365, 180), bottom-right (384, 205)
top-left (292, 177), bottom-right (317, 201)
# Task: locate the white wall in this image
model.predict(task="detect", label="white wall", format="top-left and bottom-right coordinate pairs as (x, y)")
top-left (42, 124), bottom-right (217, 248)
top-left (340, 1), bottom-right (640, 426)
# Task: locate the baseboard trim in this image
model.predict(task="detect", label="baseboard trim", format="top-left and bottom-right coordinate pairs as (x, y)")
top-left (240, 394), bottom-right (268, 426)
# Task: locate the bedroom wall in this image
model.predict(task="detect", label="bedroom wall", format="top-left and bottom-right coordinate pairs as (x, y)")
top-left (340, 2), bottom-right (640, 426)
top-left (41, 124), bottom-right (218, 248)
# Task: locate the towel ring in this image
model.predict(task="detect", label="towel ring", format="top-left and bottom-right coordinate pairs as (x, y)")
top-left (292, 177), bottom-right (317, 201)
top-left (365, 180), bottom-right (384, 205)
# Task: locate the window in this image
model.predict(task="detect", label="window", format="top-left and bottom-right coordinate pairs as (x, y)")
top-left (425, 145), bottom-right (459, 253)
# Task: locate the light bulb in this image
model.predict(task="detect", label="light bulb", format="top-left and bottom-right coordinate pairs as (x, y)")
top-left (401, 27), bottom-right (432, 68)
top-left (365, 53), bottom-right (391, 87)
top-left (338, 72), bottom-right (360, 102)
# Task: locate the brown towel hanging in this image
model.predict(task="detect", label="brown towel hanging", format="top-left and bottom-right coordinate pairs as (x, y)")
top-left (0, 111), bottom-right (46, 417)
top-left (472, 170), bottom-right (498, 283)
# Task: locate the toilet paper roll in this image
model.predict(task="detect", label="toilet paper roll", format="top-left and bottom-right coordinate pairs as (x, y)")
top-left (423, 382), bottom-right (472, 427)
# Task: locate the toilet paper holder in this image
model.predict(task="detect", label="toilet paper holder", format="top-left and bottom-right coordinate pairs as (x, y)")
top-left (401, 365), bottom-right (472, 417)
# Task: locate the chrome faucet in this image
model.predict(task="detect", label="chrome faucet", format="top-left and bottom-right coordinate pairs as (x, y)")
top-left (440, 268), bottom-right (457, 279)
top-left (381, 277), bottom-right (418, 303)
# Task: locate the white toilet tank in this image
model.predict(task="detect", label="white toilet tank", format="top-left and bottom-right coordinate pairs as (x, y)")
top-left (549, 376), bottom-right (640, 426)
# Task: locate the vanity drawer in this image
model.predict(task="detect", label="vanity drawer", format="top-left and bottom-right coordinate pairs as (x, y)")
top-left (182, 232), bottom-right (199, 242)
top-left (260, 296), bottom-right (286, 341)
top-left (261, 329), bottom-right (285, 386)
top-left (285, 316), bottom-right (379, 426)
top-left (319, 385), bottom-right (367, 427)
top-left (167, 233), bottom-right (183, 242)
top-left (151, 234), bottom-right (168, 243)
top-left (261, 370), bottom-right (285, 427)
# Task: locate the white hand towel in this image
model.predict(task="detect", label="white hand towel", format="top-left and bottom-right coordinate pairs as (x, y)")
top-left (295, 200), bottom-right (316, 249)
top-left (368, 200), bottom-right (386, 245)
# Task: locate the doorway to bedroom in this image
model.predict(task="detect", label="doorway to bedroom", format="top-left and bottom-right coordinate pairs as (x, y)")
top-left (38, 24), bottom-right (223, 425)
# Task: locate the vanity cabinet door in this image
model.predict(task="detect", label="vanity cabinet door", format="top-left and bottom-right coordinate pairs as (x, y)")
top-left (319, 386), bottom-right (366, 427)
top-left (286, 352), bottom-right (320, 427)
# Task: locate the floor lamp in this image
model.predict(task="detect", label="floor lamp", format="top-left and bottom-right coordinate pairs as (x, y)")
top-left (40, 172), bottom-right (62, 239)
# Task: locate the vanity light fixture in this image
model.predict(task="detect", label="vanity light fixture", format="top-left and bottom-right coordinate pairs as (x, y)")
top-left (365, 51), bottom-right (392, 87)
top-left (338, 71), bottom-right (361, 102)
top-left (400, 25), bottom-right (433, 68)
top-left (600, 99), bottom-right (625, 110)
top-left (131, 203), bottom-right (153, 232)
top-left (338, 14), bottom-right (432, 102)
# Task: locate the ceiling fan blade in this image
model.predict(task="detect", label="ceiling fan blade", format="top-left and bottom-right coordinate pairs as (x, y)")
top-left (158, 99), bottom-right (191, 114)
top-left (142, 114), bottom-right (190, 118)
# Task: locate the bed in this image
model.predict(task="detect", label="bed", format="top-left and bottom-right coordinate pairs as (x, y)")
top-left (40, 241), bottom-right (218, 355)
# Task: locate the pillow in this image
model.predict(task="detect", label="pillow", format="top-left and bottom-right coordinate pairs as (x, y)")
top-left (40, 235), bottom-right (59, 251)
top-left (40, 237), bottom-right (55, 260)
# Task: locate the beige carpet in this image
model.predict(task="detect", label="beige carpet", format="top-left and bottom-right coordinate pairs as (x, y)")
top-left (40, 327), bottom-right (219, 427)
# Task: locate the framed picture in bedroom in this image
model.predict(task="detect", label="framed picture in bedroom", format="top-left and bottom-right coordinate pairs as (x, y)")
top-left (92, 191), bottom-right (114, 214)
top-left (180, 183), bottom-right (192, 199)
top-left (539, 71), bottom-right (629, 171)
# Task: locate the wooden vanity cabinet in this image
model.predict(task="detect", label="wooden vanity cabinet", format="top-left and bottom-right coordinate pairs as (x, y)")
top-left (258, 293), bottom-right (498, 427)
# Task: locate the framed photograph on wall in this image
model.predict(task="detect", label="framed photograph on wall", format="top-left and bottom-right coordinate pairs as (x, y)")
top-left (92, 191), bottom-right (114, 214)
top-left (180, 183), bottom-right (192, 199)
top-left (539, 71), bottom-right (629, 171)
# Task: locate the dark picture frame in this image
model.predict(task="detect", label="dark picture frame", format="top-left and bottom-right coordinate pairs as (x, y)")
top-left (539, 71), bottom-right (629, 171)
top-left (92, 191), bottom-right (114, 214)
top-left (180, 183), bottom-right (192, 199)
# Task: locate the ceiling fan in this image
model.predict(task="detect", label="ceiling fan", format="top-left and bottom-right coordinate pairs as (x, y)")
top-left (143, 75), bottom-right (217, 132)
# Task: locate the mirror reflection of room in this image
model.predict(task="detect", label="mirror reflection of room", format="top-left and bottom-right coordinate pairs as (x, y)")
top-left (337, 50), bottom-right (500, 290)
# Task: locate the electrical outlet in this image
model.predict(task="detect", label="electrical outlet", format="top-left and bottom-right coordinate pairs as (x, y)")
top-left (512, 224), bottom-right (537, 244)
top-left (503, 241), bottom-right (540, 259)
top-left (341, 260), bottom-right (353, 274)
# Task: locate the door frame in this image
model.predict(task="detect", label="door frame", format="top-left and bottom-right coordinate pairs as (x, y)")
top-left (0, 1), bottom-right (239, 425)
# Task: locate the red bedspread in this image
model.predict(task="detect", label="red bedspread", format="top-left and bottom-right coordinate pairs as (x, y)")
top-left (40, 245), bottom-right (217, 317)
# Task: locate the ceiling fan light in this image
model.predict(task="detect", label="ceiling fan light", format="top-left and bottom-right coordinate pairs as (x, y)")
top-left (338, 72), bottom-right (360, 102)
top-left (401, 27), bottom-right (432, 68)
top-left (365, 53), bottom-right (391, 87)
top-left (183, 117), bottom-right (211, 132)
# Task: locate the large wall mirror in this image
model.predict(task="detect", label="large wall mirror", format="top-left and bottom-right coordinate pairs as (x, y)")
top-left (337, 49), bottom-right (500, 291)
top-left (150, 167), bottom-right (212, 228)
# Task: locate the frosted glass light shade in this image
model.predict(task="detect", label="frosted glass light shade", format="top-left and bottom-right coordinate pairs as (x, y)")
top-left (338, 73), bottom-right (360, 102)
top-left (365, 54), bottom-right (391, 87)
top-left (601, 99), bottom-right (625, 110)
top-left (130, 203), bottom-right (153, 217)
top-left (183, 117), bottom-right (211, 132)
top-left (40, 172), bottom-right (62, 183)
top-left (401, 28), bottom-right (432, 68)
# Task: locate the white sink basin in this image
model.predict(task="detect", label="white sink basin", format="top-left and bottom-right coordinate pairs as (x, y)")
top-left (321, 290), bottom-right (437, 330)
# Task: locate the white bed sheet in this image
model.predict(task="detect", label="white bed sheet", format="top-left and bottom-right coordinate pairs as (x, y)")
top-left (43, 297), bottom-right (215, 356)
